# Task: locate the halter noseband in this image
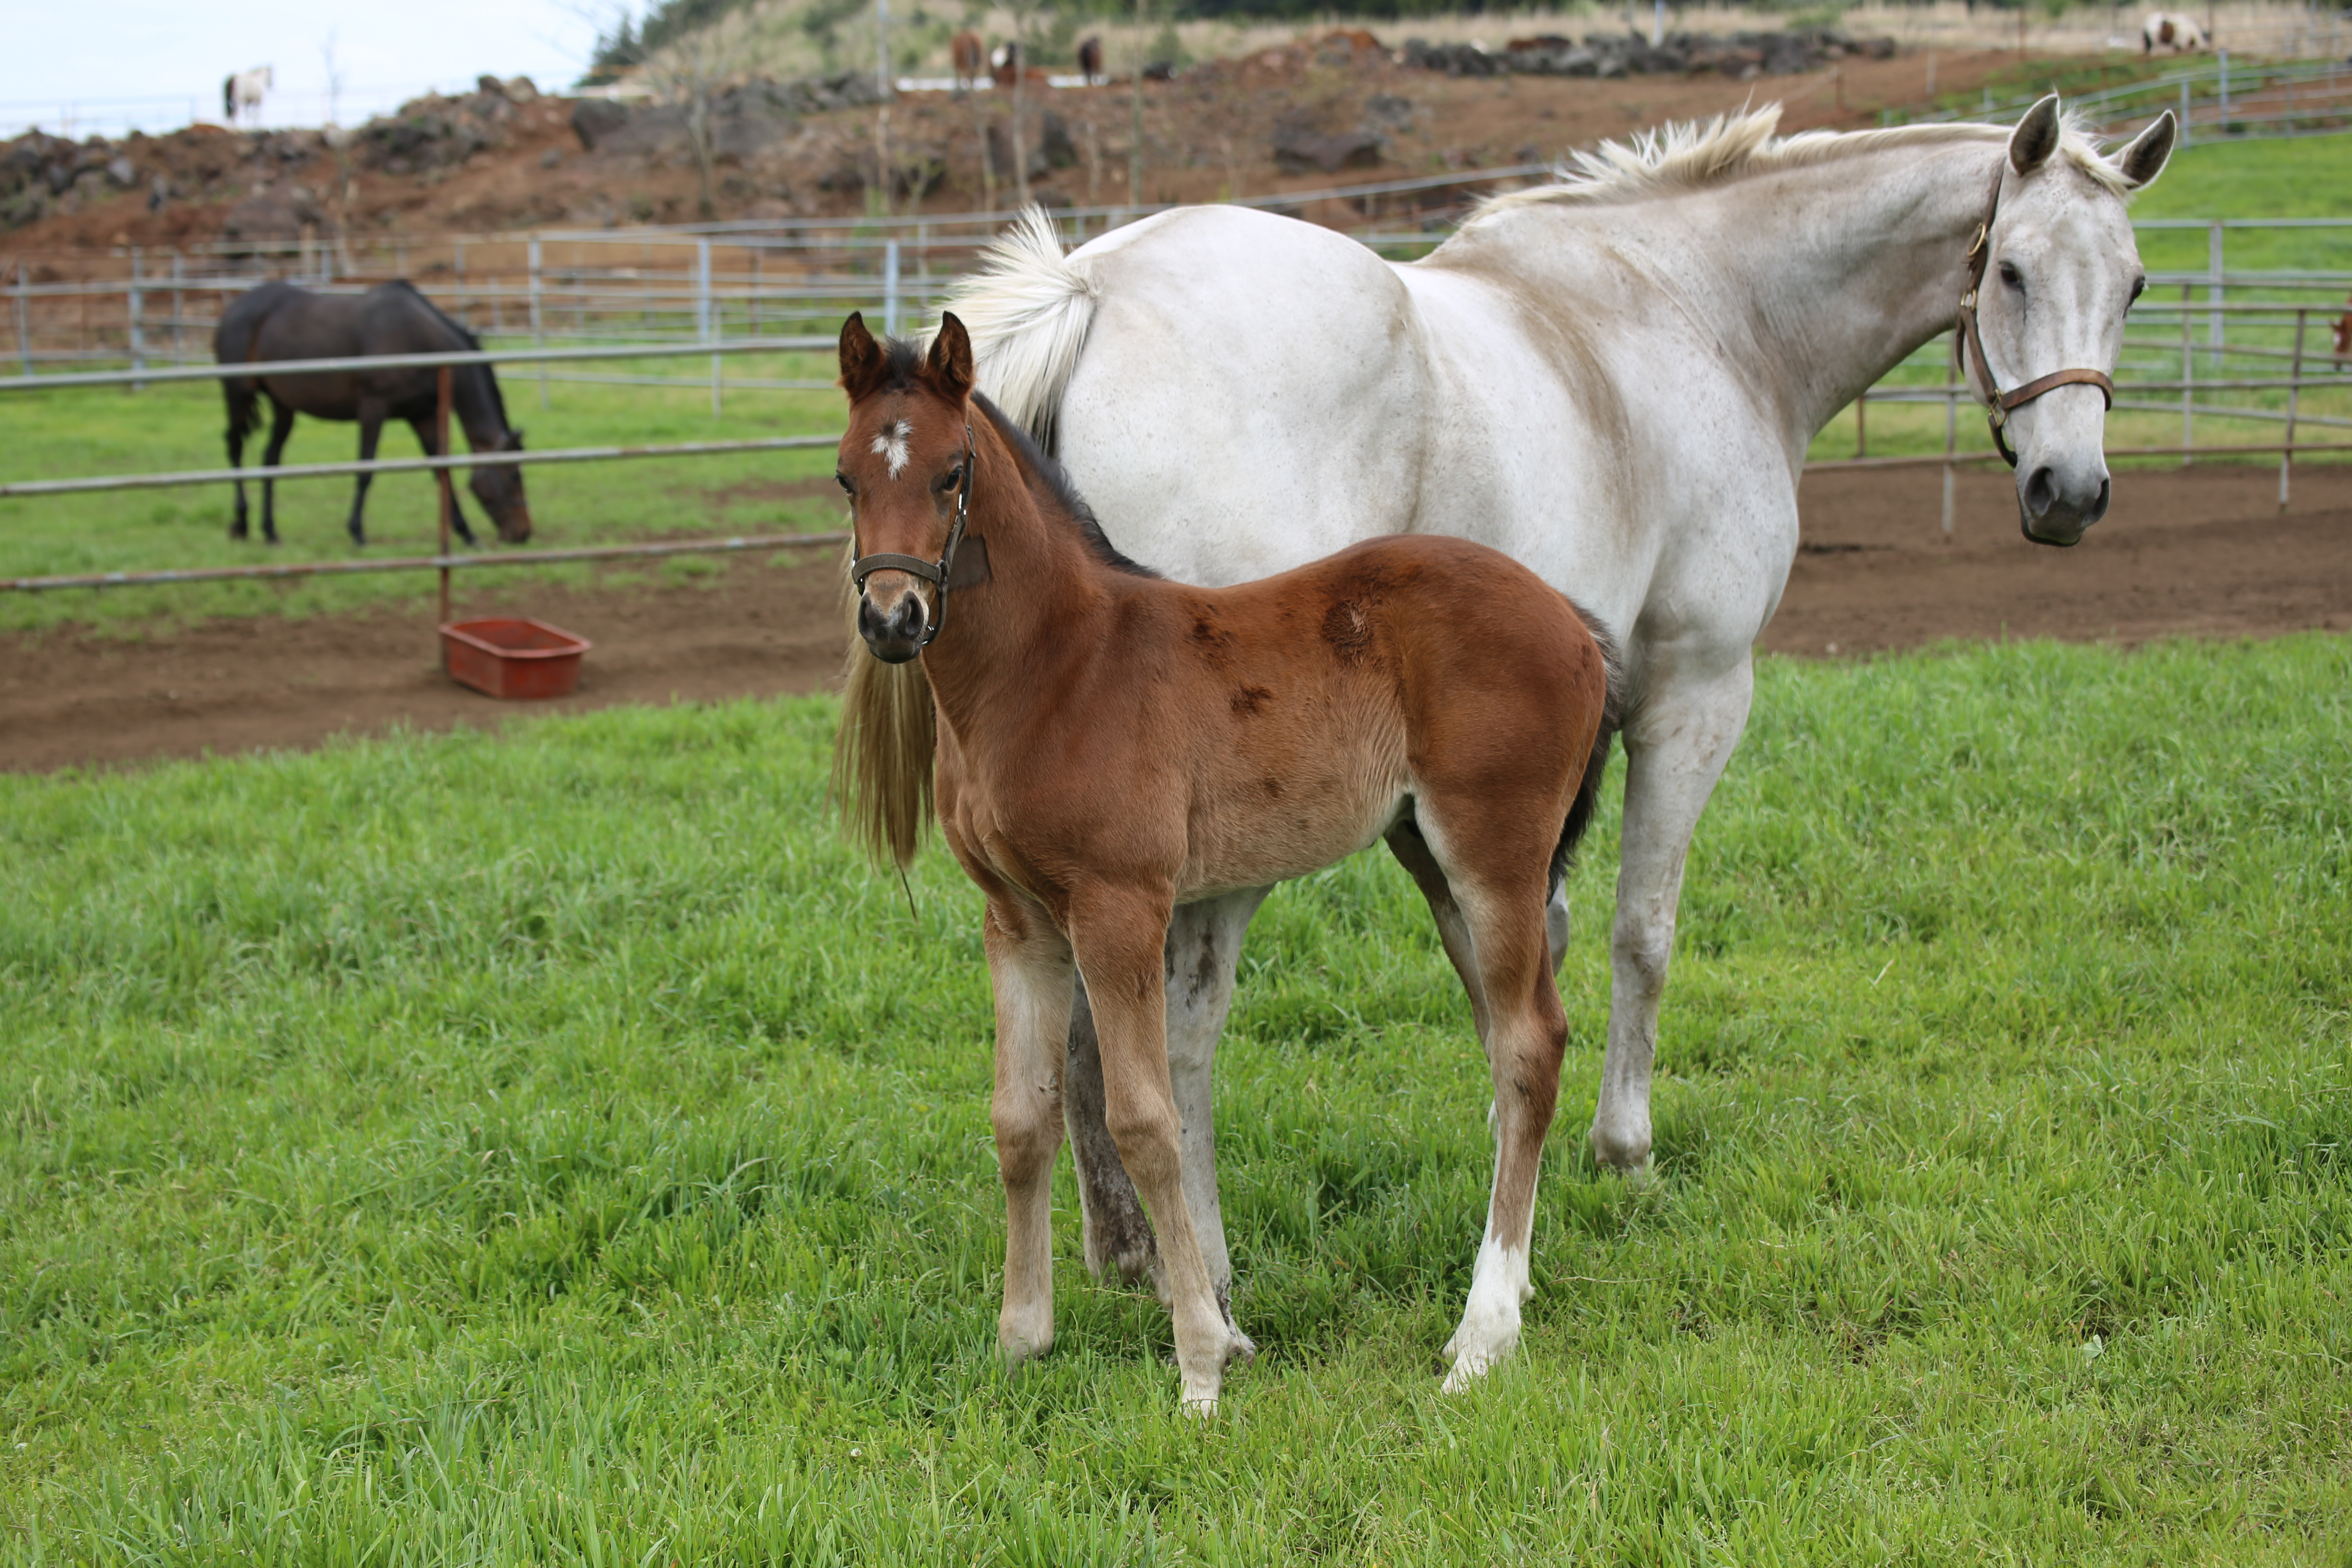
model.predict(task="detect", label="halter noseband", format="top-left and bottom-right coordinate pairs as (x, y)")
top-left (849, 424), bottom-right (979, 651)
top-left (1957, 162), bottom-right (2116, 470)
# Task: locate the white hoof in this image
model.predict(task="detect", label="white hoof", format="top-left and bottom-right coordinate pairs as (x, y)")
top-left (1441, 1348), bottom-right (1504, 1394)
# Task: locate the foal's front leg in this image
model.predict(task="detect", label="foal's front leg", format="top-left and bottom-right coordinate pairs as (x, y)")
top-left (1071, 888), bottom-right (1248, 1412)
top-left (984, 903), bottom-right (1076, 1363)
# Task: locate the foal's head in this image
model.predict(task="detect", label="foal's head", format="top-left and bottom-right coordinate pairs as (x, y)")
top-left (837, 310), bottom-right (978, 663)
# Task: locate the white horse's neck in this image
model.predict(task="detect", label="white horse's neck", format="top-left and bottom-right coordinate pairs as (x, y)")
top-left (1461, 134), bottom-right (2013, 461)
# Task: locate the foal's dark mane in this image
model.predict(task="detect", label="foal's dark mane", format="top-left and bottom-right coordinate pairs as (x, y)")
top-left (973, 392), bottom-right (1160, 580)
top-left (869, 333), bottom-right (1157, 579)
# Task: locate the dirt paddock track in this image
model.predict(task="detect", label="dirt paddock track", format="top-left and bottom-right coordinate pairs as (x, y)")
top-left (4, 463), bottom-right (2350, 775)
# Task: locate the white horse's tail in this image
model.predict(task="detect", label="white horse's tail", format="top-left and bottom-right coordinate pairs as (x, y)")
top-left (944, 207), bottom-right (1099, 451)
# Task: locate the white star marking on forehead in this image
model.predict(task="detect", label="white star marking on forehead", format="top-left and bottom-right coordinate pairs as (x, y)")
top-left (871, 419), bottom-right (913, 479)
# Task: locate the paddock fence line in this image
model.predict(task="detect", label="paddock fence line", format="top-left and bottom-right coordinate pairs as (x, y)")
top-left (2, 194), bottom-right (2343, 594)
top-left (0, 163), bottom-right (1553, 384)
top-left (1893, 51), bottom-right (2352, 142)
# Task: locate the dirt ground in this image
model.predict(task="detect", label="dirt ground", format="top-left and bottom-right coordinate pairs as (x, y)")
top-left (5, 461), bottom-right (2348, 775)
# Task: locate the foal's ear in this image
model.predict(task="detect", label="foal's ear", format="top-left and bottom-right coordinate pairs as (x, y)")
top-left (2010, 94), bottom-right (2062, 175)
top-left (839, 312), bottom-right (888, 401)
top-left (2115, 110), bottom-right (2176, 190)
top-left (924, 312), bottom-right (975, 405)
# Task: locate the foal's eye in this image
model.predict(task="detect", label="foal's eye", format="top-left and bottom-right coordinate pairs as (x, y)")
top-left (933, 466), bottom-right (963, 494)
top-left (2128, 274), bottom-right (2147, 306)
top-left (1998, 261), bottom-right (2025, 291)
top-left (835, 471), bottom-right (854, 494)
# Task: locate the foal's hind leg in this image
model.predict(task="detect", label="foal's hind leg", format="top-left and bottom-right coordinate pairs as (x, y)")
top-left (1407, 806), bottom-right (1572, 1392)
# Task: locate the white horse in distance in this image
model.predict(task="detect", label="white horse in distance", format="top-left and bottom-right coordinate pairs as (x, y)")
top-left (937, 98), bottom-right (2175, 1392)
top-left (2142, 13), bottom-right (2210, 52)
top-left (223, 66), bottom-right (273, 128)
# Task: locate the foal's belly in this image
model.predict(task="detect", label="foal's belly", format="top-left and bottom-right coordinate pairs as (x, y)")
top-left (1174, 726), bottom-right (1412, 900)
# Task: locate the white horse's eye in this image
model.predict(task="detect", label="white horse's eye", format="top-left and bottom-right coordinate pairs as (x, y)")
top-left (1998, 261), bottom-right (2025, 291)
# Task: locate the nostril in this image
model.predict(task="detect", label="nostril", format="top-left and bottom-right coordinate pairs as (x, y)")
top-left (2024, 466), bottom-right (2058, 517)
top-left (2086, 477), bottom-right (2111, 525)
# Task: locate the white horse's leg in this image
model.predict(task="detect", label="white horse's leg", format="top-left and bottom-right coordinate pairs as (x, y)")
top-left (1590, 657), bottom-right (1755, 1172)
top-left (984, 904), bottom-right (1076, 1364)
top-left (1166, 887), bottom-right (1271, 1332)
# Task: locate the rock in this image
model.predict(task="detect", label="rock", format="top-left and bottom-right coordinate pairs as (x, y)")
top-left (1272, 110), bottom-right (1384, 175)
top-left (571, 98), bottom-right (632, 152)
top-left (506, 76), bottom-right (542, 102)
top-left (221, 185), bottom-right (325, 250)
top-left (105, 156), bottom-right (136, 188)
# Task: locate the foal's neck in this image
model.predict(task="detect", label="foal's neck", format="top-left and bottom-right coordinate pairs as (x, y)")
top-left (915, 423), bottom-right (1119, 737)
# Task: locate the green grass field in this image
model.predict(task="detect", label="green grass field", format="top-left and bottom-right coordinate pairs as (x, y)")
top-left (6, 637), bottom-right (2349, 1563)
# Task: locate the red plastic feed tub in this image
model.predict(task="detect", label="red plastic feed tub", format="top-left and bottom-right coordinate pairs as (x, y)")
top-left (439, 617), bottom-right (592, 700)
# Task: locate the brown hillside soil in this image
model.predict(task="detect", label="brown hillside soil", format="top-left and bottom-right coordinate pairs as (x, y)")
top-left (7, 45), bottom-right (2039, 253)
top-left (5, 462), bottom-right (2348, 775)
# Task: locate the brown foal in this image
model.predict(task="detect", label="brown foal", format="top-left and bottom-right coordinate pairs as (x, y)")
top-left (834, 311), bottom-right (1620, 1411)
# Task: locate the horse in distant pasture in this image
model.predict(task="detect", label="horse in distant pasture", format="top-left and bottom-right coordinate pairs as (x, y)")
top-left (1077, 36), bottom-right (1104, 85)
top-left (991, 42), bottom-right (1049, 91)
top-left (213, 280), bottom-right (532, 547)
top-left (833, 310), bottom-right (1620, 1410)
top-left (951, 31), bottom-right (984, 91)
top-left (223, 66), bottom-right (272, 127)
top-left (2142, 13), bottom-right (2209, 52)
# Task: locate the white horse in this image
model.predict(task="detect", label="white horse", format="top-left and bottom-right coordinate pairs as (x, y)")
top-left (2142, 13), bottom-right (2209, 52)
top-left (935, 98), bottom-right (2172, 1387)
top-left (223, 66), bottom-right (273, 128)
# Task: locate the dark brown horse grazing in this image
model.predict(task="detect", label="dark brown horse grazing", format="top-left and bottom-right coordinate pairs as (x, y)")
top-left (214, 279), bottom-right (532, 547)
top-left (833, 311), bottom-right (1620, 1412)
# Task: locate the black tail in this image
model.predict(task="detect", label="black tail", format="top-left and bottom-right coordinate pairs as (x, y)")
top-left (1548, 602), bottom-right (1626, 891)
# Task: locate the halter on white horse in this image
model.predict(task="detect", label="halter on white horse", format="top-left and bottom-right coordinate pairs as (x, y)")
top-left (946, 97), bottom-right (2173, 1392)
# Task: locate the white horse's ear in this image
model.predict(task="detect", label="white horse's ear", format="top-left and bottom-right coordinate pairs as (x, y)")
top-left (2010, 94), bottom-right (2063, 174)
top-left (2115, 111), bottom-right (2176, 189)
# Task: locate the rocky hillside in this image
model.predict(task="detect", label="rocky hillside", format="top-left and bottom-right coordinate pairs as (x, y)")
top-left (1, 30), bottom-right (2023, 257)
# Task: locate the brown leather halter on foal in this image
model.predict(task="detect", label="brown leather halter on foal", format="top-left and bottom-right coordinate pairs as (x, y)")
top-left (849, 424), bottom-right (987, 650)
top-left (1956, 163), bottom-right (2116, 469)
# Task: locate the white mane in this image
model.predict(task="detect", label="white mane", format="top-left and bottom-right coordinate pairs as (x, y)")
top-left (1468, 104), bottom-right (2133, 226)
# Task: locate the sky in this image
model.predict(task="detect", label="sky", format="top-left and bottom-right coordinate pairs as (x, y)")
top-left (0, 0), bottom-right (618, 139)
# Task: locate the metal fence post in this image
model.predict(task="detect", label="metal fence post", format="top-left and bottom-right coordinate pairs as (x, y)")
top-left (128, 246), bottom-right (145, 391)
top-left (435, 365), bottom-right (455, 632)
top-left (2179, 283), bottom-right (2193, 465)
top-left (2179, 79), bottom-right (2192, 147)
top-left (2207, 221), bottom-right (2224, 365)
top-left (13, 262), bottom-right (29, 377)
top-left (169, 250), bottom-right (183, 361)
top-left (2218, 48), bottom-right (2230, 128)
top-left (699, 237), bottom-right (719, 417)
top-left (454, 238), bottom-right (467, 325)
top-left (884, 238), bottom-right (902, 338)
top-left (2279, 308), bottom-right (2306, 512)
top-left (1854, 384), bottom-right (1866, 458)
top-left (1942, 329), bottom-right (1957, 541)
top-left (529, 236), bottom-right (547, 411)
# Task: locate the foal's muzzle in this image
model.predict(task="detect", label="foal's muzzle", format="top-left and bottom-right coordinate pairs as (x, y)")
top-left (858, 585), bottom-right (929, 663)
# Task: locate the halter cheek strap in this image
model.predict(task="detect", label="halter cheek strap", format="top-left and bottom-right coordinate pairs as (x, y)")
top-left (850, 425), bottom-right (982, 651)
top-left (1957, 162), bottom-right (2116, 470)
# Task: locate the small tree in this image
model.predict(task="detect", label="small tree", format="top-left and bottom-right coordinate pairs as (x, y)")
top-left (641, 24), bottom-right (734, 220)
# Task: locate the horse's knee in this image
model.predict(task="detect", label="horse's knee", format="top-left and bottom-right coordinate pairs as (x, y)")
top-left (1103, 1093), bottom-right (1182, 1187)
top-left (992, 1096), bottom-right (1061, 1179)
top-left (1614, 918), bottom-right (1674, 994)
